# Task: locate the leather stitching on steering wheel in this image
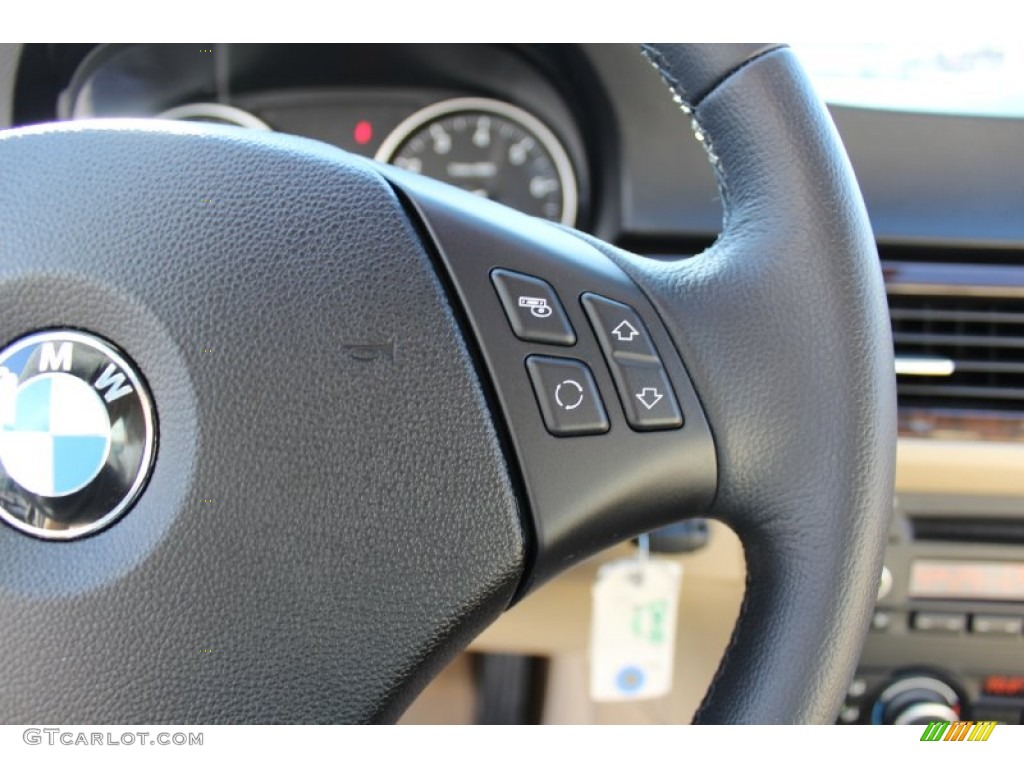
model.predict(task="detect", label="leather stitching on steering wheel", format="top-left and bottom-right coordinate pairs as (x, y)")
top-left (637, 43), bottom-right (788, 237)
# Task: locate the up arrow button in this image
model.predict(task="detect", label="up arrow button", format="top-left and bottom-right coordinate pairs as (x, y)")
top-left (581, 294), bottom-right (658, 363)
top-left (611, 320), bottom-right (640, 342)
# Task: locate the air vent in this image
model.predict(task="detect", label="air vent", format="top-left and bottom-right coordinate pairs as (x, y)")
top-left (890, 293), bottom-right (1024, 411)
top-left (912, 516), bottom-right (1024, 546)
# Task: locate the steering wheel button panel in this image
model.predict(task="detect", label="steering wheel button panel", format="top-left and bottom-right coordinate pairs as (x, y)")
top-left (581, 293), bottom-right (660, 363)
top-left (491, 269), bottom-right (576, 345)
top-left (525, 356), bottom-right (609, 437)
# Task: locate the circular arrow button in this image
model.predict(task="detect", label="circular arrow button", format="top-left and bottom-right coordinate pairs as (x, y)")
top-left (554, 379), bottom-right (585, 410)
top-left (525, 356), bottom-right (610, 437)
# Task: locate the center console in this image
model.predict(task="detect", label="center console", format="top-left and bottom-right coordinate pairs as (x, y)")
top-left (842, 492), bottom-right (1024, 725)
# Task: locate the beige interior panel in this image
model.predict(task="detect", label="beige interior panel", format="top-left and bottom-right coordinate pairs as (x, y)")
top-left (398, 653), bottom-right (476, 724)
top-left (896, 439), bottom-right (1024, 496)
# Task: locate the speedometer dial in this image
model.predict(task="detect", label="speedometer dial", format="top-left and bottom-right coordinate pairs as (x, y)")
top-left (375, 98), bottom-right (579, 226)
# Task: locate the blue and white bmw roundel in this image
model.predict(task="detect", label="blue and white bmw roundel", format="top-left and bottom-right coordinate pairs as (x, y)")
top-left (1, 373), bottom-right (112, 497)
top-left (0, 330), bottom-right (155, 540)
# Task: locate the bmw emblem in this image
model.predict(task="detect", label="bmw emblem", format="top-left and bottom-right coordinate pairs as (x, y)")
top-left (0, 330), bottom-right (156, 539)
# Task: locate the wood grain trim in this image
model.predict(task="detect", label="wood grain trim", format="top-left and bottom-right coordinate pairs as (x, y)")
top-left (884, 261), bottom-right (1024, 298)
top-left (899, 410), bottom-right (1024, 443)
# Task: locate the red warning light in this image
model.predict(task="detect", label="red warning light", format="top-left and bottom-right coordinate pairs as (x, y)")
top-left (353, 120), bottom-right (373, 146)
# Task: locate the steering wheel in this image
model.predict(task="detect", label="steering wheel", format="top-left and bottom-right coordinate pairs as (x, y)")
top-left (0, 43), bottom-right (895, 723)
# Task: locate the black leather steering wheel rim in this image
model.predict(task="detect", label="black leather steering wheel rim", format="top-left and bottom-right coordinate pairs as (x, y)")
top-left (0, 43), bottom-right (895, 724)
top-left (611, 44), bottom-right (897, 722)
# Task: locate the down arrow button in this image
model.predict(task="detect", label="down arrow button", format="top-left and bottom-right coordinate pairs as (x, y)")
top-left (636, 387), bottom-right (664, 410)
top-left (616, 363), bottom-right (683, 431)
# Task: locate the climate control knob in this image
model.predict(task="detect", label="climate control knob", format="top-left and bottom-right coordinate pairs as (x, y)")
top-left (871, 675), bottom-right (961, 725)
top-left (891, 701), bottom-right (959, 725)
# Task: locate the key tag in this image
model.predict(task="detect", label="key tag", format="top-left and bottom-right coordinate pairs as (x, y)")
top-left (589, 534), bottom-right (683, 702)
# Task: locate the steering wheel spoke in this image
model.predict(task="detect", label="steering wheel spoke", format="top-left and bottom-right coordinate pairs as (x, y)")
top-left (386, 168), bottom-right (718, 596)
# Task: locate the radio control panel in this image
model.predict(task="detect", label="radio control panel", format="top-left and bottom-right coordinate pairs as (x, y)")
top-left (844, 492), bottom-right (1024, 725)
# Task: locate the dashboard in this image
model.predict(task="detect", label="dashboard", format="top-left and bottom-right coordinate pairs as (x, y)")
top-left (4, 43), bottom-right (1024, 725)
top-left (51, 45), bottom-right (593, 228)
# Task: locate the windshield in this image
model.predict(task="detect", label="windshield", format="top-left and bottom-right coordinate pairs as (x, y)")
top-left (794, 44), bottom-right (1024, 119)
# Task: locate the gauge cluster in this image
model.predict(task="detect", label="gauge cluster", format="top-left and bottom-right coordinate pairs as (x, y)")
top-left (376, 97), bottom-right (577, 224)
top-left (59, 44), bottom-right (594, 229)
